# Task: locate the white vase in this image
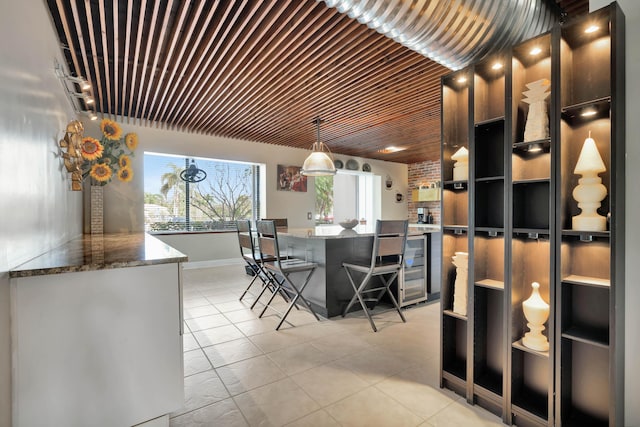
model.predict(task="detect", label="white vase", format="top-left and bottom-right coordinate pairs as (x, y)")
top-left (451, 147), bottom-right (469, 181)
top-left (572, 132), bottom-right (607, 231)
top-left (522, 79), bottom-right (550, 142)
top-left (452, 252), bottom-right (468, 316)
top-left (522, 282), bottom-right (550, 351)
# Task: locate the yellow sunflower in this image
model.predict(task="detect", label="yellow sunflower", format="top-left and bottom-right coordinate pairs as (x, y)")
top-left (90, 163), bottom-right (112, 182)
top-left (118, 154), bottom-right (131, 168)
top-left (100, 119), bottom-right (122, 140)
top-left (125, 133), bottom-right (138, 151)
top-left (118, 167), bottom-right (134, 182)
top-left (80, 137), bottom-right (103, 160)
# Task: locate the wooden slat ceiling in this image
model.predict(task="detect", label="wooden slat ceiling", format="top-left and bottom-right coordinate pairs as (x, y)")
top-left (46, 0), bottom-right (588, 164)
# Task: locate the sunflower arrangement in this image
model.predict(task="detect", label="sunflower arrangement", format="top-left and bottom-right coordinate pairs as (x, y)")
top-left (80, 119), bottom-right (138, 185)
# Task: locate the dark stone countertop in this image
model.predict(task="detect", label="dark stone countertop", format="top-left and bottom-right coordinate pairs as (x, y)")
top-left (9, 233), bottom-right (188, 278)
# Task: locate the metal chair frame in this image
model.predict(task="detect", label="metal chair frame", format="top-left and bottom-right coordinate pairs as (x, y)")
top-left (256, 220), bottom-right (320, 330)
top-left (236, 220), bottom-right (279, 309)
top-left (341, 220), bottom-right (409, 332)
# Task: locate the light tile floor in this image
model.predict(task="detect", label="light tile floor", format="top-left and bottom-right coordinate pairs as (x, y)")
top-left (169, 265), bottom-right (504, 427)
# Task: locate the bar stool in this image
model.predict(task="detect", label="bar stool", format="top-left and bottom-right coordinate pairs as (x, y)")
top-left (236, 220), bottom-right (278, 309)
top-left (255, 220), bottom-right (320, 330)
top-left (341, 220), bottom-right (408, 332)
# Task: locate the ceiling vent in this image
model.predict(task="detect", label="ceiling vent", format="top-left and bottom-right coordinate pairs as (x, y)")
top-left (320, 0), bottom-right (559, 70)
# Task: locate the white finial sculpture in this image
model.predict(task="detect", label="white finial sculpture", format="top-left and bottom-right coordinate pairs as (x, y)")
top-left (572, 131), bottom-right (607, 231)
top-left (452, 252), bottom-right (468, 316)
top-left (522, 282), bottom-right (550, 351)
top-left (451, 147), bottom-right (469, 181)
top-left (522, 79), bottom-right (550, 142)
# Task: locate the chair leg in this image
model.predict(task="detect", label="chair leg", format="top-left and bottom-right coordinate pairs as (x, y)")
top-left (259, 275), bottom-right (283, 318)
top-left (380, 273), bottom-right (406, 323)
top-left (342, 269), bottom-right (372, 316)
top-left (275, 269), bottom-right (319, 330)
top-left (343, 269), bottom-right (378, 332)
top-left (238, 266), bottom-right (261, 302)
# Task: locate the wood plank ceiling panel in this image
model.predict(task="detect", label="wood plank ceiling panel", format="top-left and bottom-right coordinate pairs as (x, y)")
top-left (46, 0), bottom-right (588, 164)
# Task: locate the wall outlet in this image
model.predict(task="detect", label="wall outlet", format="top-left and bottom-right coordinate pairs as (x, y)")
top-left (307, 212), bottom-right (312, 220)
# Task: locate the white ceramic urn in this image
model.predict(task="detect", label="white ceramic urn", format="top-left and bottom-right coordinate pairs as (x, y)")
top-left (572, 132), bottom-right (608, 231)
top-left (522, 282), bottom-right (550, 351)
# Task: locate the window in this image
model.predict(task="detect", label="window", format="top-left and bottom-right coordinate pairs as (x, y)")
top-left (315, 171), bottom-right (381, 226)
top-left (144, 152), bottom-right (263, 232)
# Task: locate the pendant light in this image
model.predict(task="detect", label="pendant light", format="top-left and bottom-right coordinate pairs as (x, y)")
top-left (301, 117), bottom-right (337, 176)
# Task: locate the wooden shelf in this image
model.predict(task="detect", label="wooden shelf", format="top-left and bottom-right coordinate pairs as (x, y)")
top-left (512, 339), bottom-right (549, 358)
top-left (512, 138), bottom-right (551, 152)
top-left (513, 228), bottom-right (550, 238)
top-left (562, 274), bottom-right (610, 288)
top-left (443, 309), bottom-right (467, 321)
top-left (475, 116), bottom-right (505, 127)
top-left (562, 326), bottom-right (609, 348)
top-left (512, 178), bottom-right (550, 185)
top-left (475, 176), bottom-right (504, 183)
top-left (475, 279), bottom-right (504, 290)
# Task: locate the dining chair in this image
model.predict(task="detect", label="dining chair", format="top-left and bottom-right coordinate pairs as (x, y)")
top-left (341, 219), bottom-right (409, 332)
top-left (255, 220), bottom-right (320, 330)
top-left (261, 218), bottom-right (288, 229)
top-left (236, 220), bottom-right (279, 309)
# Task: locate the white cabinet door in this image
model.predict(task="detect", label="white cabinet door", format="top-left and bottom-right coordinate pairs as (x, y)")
top-left (11, 263), bottom-right (184, 427)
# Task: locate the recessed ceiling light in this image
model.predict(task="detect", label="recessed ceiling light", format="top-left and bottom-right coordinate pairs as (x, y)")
top-left (585, 25), bottom-right (599, 34)
top-left (530, 47), bottom-right (542, 55)
top-left (379, 146), bottom-right (406, 154)
top-left (492, 62), bottom-right (503, 70)
top-left (457, 76), bottom-right (467, 83)
top-left (581, 109), bottom-right (597, 117)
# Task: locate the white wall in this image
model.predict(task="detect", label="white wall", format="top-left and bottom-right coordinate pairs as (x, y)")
top-left (0, 1), bottom-right (84, 425)
top-left (589, 1), bottom-right (639, 425)
top-left (80, 119), bottom-right (409, 259)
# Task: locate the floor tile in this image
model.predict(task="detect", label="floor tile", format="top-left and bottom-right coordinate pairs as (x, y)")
top-left (183, 297), bottom-right (213, 309)
top-left (183, 333), bottom-right (200, 352)
top-left (183, 348), bottom-right (213, 377)
top-left (285, 409), bottom-right (341, 427)
top-left (234, 317), bottom-right (282, 336)
top-left (325, 386), bottom-right (423, 427)
top-left (233, 377), bottom-right (319, 426)
top-left (172, 370), bottom-right (230, 417)
top-left (169, 397), bottom-right (248, 427)
top-left (266, 342), bottom-right (333, 375)
top-left (248, 329), bottom-right (309, 354)
top-left (426, 398), bottom-right (504, 427)
top-left (186, 313), bottom-right (231, 331)
top-left (375, 366), bottom-right (458, 420)
top-left (223, 308), bottom-right (261, 323)
top-left (184, 304), bottom-right (220, 319)
top-left (216, 354), bottom-right (287, 395)
top-left (203, 337), bottom-right (264, 368)
top-left (216, 299), bottom-right (255, 313)
top-left (193, 324), bottom-right (246, 347)
top-left (309, 331), bottom-right (373, 360)
top-left (290, 361), bottom-right (370, 407)
top-left (333, 347), bottom-right (404, 384)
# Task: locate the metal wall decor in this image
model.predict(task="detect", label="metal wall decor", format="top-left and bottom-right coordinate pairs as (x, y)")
top-left (59, 120), bottom-right (85, 191)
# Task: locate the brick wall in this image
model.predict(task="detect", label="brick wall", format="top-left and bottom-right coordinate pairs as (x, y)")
top-left (408, 160), bottom-right (441, 224)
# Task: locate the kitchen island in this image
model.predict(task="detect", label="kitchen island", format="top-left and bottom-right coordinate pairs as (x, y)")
top-left (9, 233), bottom-right (187, 427)
top-left (278, 224), bottom-right (440, 318)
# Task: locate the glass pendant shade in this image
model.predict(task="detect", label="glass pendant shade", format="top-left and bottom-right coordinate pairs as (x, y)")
top-left (301, 118), bottom-right (336, 176)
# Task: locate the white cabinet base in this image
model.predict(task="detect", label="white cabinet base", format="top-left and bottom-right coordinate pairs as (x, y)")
top-left (11, 263), bottom-right (184, 427)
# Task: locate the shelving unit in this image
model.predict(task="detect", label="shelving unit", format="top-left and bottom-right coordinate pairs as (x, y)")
top-left (440, 68), bottom-right (471, 399)
top-left (555, 4), bottom-right (625, 426)
top-left (439, 3), bottom-right (625, 426)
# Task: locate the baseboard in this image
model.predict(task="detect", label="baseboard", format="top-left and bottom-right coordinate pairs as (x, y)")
top-left (183, 258), bottom-right (243, 269)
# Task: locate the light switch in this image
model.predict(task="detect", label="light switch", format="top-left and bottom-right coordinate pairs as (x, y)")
top-left (307, 212), bottom-right (312, 220)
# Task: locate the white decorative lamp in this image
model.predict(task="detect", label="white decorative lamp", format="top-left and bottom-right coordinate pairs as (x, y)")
top-left (301, 117), bottom-right (336, 177)
top-left (522, 79), bottom-right (550, 142)
top-left (572, 131), bottom-right (607, 231)
top-left (452, 252), bottom-right (468, 316)
top-left (451, 147), bottom-right (469, 181)
top-left (522, 282), bottom-right (550, 351)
